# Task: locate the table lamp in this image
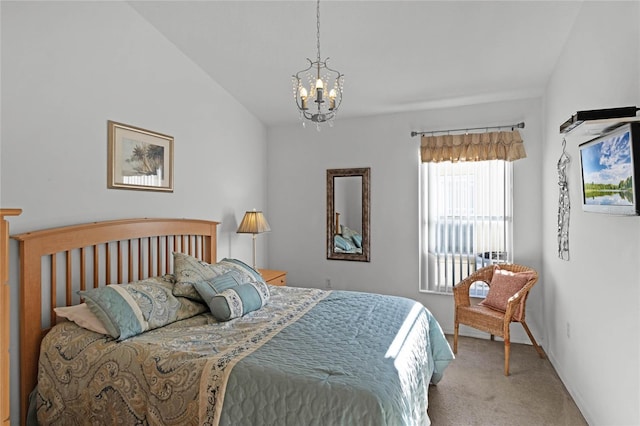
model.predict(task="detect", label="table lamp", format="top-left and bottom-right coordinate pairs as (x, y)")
top-left (236, 210), bottom-right (271, 270)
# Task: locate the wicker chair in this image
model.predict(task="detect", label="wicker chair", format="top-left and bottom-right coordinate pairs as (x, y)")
top-left (453, 264), bottom-right (545, 375)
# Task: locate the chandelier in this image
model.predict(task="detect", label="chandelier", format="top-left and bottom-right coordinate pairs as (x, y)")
top-left (292, 0), bottom-right (344, 129)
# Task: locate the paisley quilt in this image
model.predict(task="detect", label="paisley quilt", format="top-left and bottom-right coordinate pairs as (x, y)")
top-left (36, 286), bottom-right (453, 425)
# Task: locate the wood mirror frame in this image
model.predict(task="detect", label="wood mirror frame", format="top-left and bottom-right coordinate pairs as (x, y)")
top-left (326, 168), bottom-right (370, 262)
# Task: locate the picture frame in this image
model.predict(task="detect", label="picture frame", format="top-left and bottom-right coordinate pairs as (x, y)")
top-left (107, 120), bottom-right (174, 192)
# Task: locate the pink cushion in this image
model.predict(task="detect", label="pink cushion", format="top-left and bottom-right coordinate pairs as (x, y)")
top-left (479, 266), bottom-right (534, 320)
top-left (54, 303), bottom-right (109, 335)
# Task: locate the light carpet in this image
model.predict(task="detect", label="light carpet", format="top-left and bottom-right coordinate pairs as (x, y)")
top-left (428, 335), bottom-right (587, 426)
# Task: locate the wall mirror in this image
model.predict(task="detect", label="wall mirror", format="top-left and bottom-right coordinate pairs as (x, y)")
top-left (327, 168), bottom-right (370, 262)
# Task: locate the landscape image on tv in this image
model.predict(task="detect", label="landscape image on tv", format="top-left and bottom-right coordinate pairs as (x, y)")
top-left (580, 129), bottom-right (634, 206)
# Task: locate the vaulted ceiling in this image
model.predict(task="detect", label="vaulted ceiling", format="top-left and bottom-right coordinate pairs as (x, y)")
top-left (129, 1), bottom-right (583, 127)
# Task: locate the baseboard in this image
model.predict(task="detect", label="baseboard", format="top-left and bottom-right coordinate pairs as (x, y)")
top-left (545, 349), bottom-right (594, 425)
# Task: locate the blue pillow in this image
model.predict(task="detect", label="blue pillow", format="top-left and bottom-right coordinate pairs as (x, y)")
top-left (191, 271), bottom-right (244, 302)
top-left (341, 225), bottom-right (363, 248)
top-left (334, 234), bottom-right (355, 251)
top-left (172, 253), bottom-right (266, 302)
top-left (79, 275), bottom-right (206, 340)
top-left (194, 278), bottom-right (270, 321)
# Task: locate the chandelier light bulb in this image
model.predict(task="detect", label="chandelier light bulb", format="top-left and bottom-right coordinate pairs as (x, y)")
top-left (329, 88), bottom-right (337, 110)
top-left (315, 78), bottom-right (324, 102)
top-left (300, 87), bottom-right (308, 109)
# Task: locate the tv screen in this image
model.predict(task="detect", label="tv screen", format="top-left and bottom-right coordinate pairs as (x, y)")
top-left (579, 122), bottom-right (640, 215)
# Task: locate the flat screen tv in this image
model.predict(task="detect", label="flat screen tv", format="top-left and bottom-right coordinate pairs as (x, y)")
top-left (579, 122), bottom-right (640, 215)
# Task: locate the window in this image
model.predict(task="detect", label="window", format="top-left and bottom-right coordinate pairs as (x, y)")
top-left (419, 160), bottom-right (513, 295)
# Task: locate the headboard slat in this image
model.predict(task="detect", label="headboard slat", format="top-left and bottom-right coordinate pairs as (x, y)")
top-left (80, 247), bottom-right (86, 292)
top-left (93, 245), bottom-right (98, 289)
top-left (147, 238), bottom-right (152, 277)
top-left (49, 256), bottom-right (56, 324)
top-left (65, 251), bottom-right (72, 306)
top-left (13, 217), bottom-right (219, 424)
top-left (165, 237), bottom-right (170, 274)
top-left (128, 241), bottom-right (134, 282)
top-left (156, 236), bottom-right (161, 276)
top-left (105, 243), bottom-right (111, 285)
top-left (138, 238), bottom-right (143, 281)
top-left (117, 241), bottom-right (123, 284)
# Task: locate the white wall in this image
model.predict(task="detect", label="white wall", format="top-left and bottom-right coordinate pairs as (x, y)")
top-left (1, 2), bottom-right (268, 422)
top-left (267, 97), bottom-right (543, 344)
top-left (542, 2), bottom-right (640, 425)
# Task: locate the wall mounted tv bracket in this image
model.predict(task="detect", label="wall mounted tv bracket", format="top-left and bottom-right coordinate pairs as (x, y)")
top-left (560, 106), bottom-right (639, 135)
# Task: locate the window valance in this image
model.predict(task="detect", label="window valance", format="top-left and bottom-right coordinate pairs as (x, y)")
top-left (420, 130), bottom-right (526, 163)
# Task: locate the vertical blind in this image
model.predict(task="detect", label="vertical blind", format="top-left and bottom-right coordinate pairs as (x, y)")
top-left (420, 160), bottom-right (513, 294)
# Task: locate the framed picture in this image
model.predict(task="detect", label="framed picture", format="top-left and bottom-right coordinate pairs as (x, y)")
top-left (107, 121), bottom-right (174, 192)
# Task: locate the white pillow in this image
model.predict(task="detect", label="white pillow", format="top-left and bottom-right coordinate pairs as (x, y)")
top-left (54, 303), bottom-right (109, 335)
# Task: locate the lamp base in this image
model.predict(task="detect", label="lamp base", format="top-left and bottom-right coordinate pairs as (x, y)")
top-left (252, 233), bottom-right (258, 270)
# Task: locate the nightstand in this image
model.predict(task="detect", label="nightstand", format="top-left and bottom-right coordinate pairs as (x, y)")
top-left (259, 269), bottom-right (287, 286)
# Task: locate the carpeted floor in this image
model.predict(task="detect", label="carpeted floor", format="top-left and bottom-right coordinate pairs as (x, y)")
top-left (427, 335), bottom-right (587, 426)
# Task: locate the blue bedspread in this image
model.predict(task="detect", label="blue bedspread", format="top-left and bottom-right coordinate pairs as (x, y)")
top-left (219, 288), bottom-right (454, 425)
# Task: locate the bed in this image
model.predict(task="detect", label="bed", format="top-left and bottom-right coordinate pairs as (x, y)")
top-left (13, 218), bottom-right (453, 425)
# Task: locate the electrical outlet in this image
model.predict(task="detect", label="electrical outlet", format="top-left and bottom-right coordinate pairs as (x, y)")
top-left (325, 278), bottom-right (332, 289)
top-left (566, 322), bottom-right (570, 338)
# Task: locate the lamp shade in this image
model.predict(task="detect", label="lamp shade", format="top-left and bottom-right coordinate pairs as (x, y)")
top-left (236, 211), bottom-right (271, 234)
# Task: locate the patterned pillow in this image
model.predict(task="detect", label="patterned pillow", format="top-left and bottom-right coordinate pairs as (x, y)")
top-left (79, 275), bottom-right (207, 340)
top-left (172, 252), bottom-right (265, 302)
top-left (222, 258), bottom-right (264, 282)
top-left (479, 266), bottom-right (534, 320)
top-left (195, 278), bottom-right (270, 322)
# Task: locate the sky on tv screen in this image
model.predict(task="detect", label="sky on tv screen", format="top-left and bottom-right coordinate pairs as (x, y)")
top-left (581, 130), bottom-right (632, 186)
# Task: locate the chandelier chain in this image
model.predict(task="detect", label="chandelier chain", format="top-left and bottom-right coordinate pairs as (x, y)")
top-left (316, 0), bottom-right (321, 62)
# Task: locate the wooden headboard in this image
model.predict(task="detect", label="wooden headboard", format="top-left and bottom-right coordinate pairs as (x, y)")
top-left (11, 217), bottom-right (219, 424)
